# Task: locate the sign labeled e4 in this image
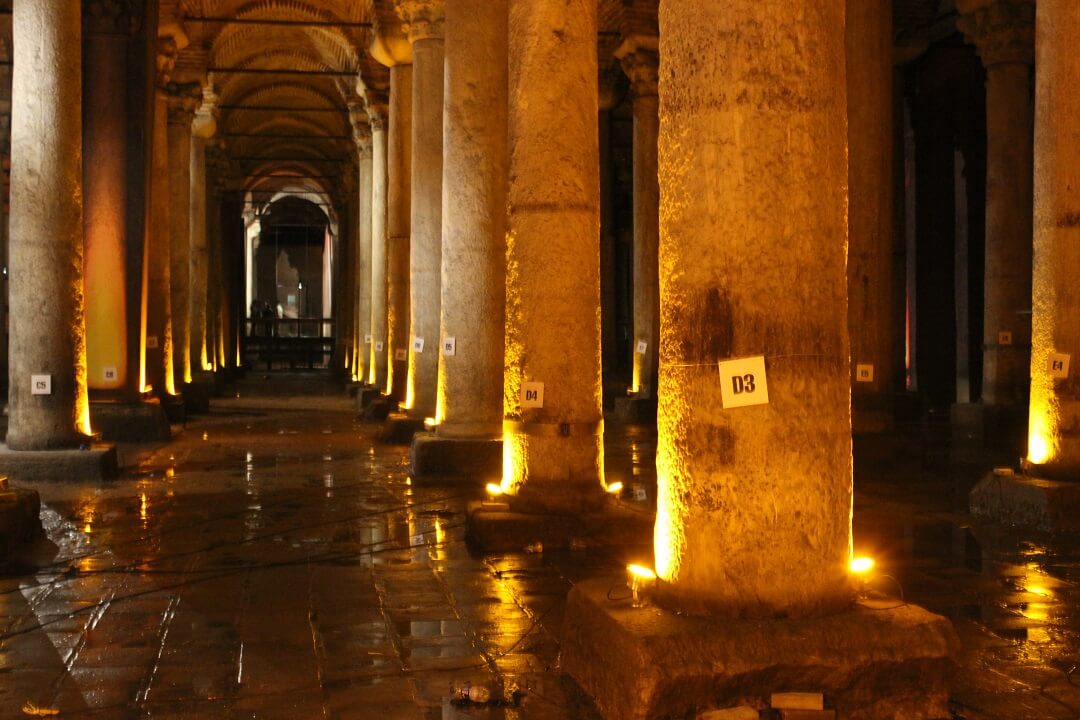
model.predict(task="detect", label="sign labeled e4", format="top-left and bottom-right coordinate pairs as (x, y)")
top-left (1049, 352), bottom-right (1071, 379)
top-left (718, 355), bottom-right (769, 409)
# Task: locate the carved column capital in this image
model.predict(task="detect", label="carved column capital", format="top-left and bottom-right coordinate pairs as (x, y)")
top-left (192, 86), bottom-right (219, 139)
top-left (166, 82), bottom-right (201, 126)
top-left (85, 0), bottom-right (137, 37)
top-left (598, 35), bottom-right (624, 111)
top-left (349, 104), bottom-right (373, 158)
top-left (615, 36), bottom-right (659, 98)
top-left (394, 0), bottom-right (445, 43)
top-left (957, 0), bottom-right (1035, 68)
top-left (364, 88), bottom-right (391, 131)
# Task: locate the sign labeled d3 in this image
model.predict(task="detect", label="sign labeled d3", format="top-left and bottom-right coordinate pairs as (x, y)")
top-left (718, 355), bottom-right (769, 409)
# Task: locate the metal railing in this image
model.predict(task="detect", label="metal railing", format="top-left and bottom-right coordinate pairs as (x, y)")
top-left (242, 317), bottom-right (335, 370)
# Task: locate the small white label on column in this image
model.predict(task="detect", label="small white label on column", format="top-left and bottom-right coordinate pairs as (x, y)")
top-left (103, 367), bottom-right (118, 382)
top-left (364, 334), bottom-right (372, 344)
top-left (412, 337), bottom-right (425, 353)
top-left (999, 330), bottom-right (1013, 346)
top-left (1049, 352), bottom-right (1072, 379)
top-left (394, 349), bottom-right (407, 361)
top-left (31, 375), bottom-right (51, 395)
top-left (375, 341), bottom-right (384, 352)
top-left (521, 382), bottom-right (544, 408)
top-left (146, 335), bottom-right (159, 350)
top-left (442, 337), bottom-right (456, 356)
top-left (635, 339), bottom-right (648, 354)
top-left (718, 356), bottom-right (769, 409)
top-left (855, 364), bottom-right (874, 383)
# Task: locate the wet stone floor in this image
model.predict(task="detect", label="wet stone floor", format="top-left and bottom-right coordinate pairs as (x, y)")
top-left (0, 374), bottom-right (1077, 719)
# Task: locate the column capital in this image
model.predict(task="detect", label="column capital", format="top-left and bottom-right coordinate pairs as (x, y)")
top-left (192, 85), bottom-right (219, 139)
top-left (957, 0), bottom-right (1035, 68)
top-left (598, 36), bottom-right (624, 111)
top-left (85, 0), bottom-right (137, 38)
top-left (364, 88), bottom-right (391, 131)
top-left (350, 105), bottom-right (373, 158)
top-left (165, 82), bottom-right (201, 125)
top-left (615, 35), bottom-right (659, 98)
top-left (394, 0), bottom-right (445, 43)
top-left (370, 4), bottom-right (413, 67)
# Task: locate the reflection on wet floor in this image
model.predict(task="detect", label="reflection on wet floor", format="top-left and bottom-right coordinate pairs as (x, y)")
top-left (0, 376), bottom-right (1078, 719)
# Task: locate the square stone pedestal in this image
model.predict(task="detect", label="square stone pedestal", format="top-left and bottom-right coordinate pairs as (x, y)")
top-left (183, 378), bottom-right (213, 414)
top-left (970, 468), bottom-right (1080, 532)
top-left (362, 395), bottom-right (396, 421)
top-left (0, 444), bottom-right (119, 482)
top-left (410, 434), bottom-right (501, 486)
top-left (90, 399), bottom-right (170, 442)
top-left (466, 501), bottom-right (653, 554)
top-left (562, 578), bottom-right (958, 720)
top-left (161, 393), bottom-right (186, 424)
top-left (0, 486), bottom-right (44, 563)
top-left (379, 413), bottom-right (426, 445)
top-left (355, 385), bottom-right (381, 413)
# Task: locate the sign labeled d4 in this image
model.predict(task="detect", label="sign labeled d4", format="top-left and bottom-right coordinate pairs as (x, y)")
top-left (521, 382), bottom-right (544, 409)
top-left (718, 355), bottom-right (769, 409)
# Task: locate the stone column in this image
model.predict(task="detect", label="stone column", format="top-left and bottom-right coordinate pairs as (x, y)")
top-left (146, 37), bottom-right (181, 398)
top-left (189, 89), bottom-right (216, 377)
top-left (598, 49), bottom-right (620, 382)
top-left (83, 0), bottom-right (132, 395)
top-left (205, 146), bottom-right (225, 371)
top-left (847, 0), bottom-right (896, 433)
top-left (395, 0), bottom-right (444, 417)
top-left (386, 66), bottom-right (413, 401)
top-left (616, 21), bottom-right (660, 399)
top-left (167, 87), bottom-right (197, 385)
top-left (7, 0), bottom-right (92, 447)
top-left (958, 0), bottom-right (1035, 413)
top-left (365, 89), bottom-right (390, 388)
top-left (656, 0), bottom-right (851, 614)
top-left (502, 0), bottom-right (605, 512)
top-left (435, 0), bottom-right (507, 436)
top-left (1027, 0), bottom-right (1080, 474)
top-left (352, 111), bottom-right (374, 384)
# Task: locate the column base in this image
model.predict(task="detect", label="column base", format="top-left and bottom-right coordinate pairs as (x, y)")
top-left (0, 443), bottom-right (118, 482)
top-left (355, 385), bottom-right (382, 414)
top-left (970, 467), bottom-right (1080, 532)
top-left (562, 578), bottom-right (958, 720)
top-left (410, 433), bottom-right (501, 486)
top-left (90, 399), bottom-right (170, 442)
top-left (465, 500), bottom-right (652, 554)
top-left (183, 378), bottom-right (214, 414)
top-left (161, 394), bottom-right (186, 424)
top-left (950, 402), bottom-right (1026, 466)
top-left (0, 484), bottom-right (45, 565)
top-left (361, 395), bottom-right (396, 421)
top-left (378, 412), bottom-right (426, 444)
top-left (609, 395), bottom-right (657, 426)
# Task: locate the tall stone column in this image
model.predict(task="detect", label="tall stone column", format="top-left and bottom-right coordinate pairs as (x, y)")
top-left (365, 89), bottom-right (390, 388)
top-left (958, 0), bottom-right (1035, 415)
top-left (396, 0), bottom-right (444, 417)
top-left (167, 88), bottom-right (197, 385)
top-left (501, 0), bottom-right (605, 511)
top-left (386, 66), bottom-right (413, 401)
top-left (655, 0), bottom-right (851, 614)
top-left (83, 0), bottom-right (133, 396)
top-left (7, 0), bottom-right (92, 447)
top-left (189, 89), bottom-right (216, 378)
top-left (598, 49), bottom-right (620, 382)
top-left (847, 0), bottom-right (896, 433)
top-left (1026, 0), bottom-right (1080, 474)
top-left (352, 112), bottom-right (374, 384)
top-left (434, 0), bottom-right (507, 437)
top-left (616, 16), bottom-right (660, 400)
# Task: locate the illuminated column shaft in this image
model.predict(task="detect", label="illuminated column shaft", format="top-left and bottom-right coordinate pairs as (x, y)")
top-left (83, 6), bottom-right (129, 393)
top-left (354, 122), bottom-right (374, 382)
top-left (847, 0), bottom-right (896, 431)
top-left (147, 85), bottom-right (175, 396)
top-left (167, 95), bottom-right (195, 384)
top-left (1029, 0), bottom-right (1080, 473)
top-left (204, 154), bottom-right (223, 370)
top-left (188, 115), bottom-right (213, 375)
top-left (366, 94), bottom-right (390, 387)
top-left (617, 37), bottom-right (660, 398)
top-left (959, 0), bottom-right (1035, 407)
top-left (7, 0), bottom-right (90, 448)
top-left (503, 0), bottom-right (605, 510)
top-left (437, 0), bottom-right (507, 436)
top-left (386, 65), bottom-right (413, 401)
top-left (656, 0), bottom-right (851, 614)
top-left (400, 1), bottom-right (444, 417)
